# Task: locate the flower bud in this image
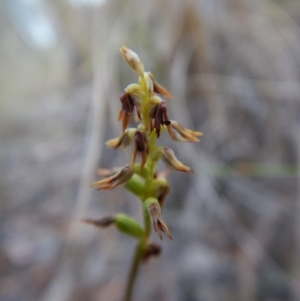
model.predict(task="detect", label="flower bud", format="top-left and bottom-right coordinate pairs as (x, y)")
top-left (105, 128), bottom-right (135, 149)
top-left (149, 72), bottom-right (172, 99)
top-left (125, 84), bottom-right (144, 99)
top-left (91, 164), bottom-right (134, 190)
top-left (114, 213), bottom-right (145, 239)
top-left (124, 174), bottom-right (144, 197)
top-left (160, 147), bottom-right (194, 173)
top-left (168, 120), bottom-right (203, 142)
top-left (145, 197), bottom-right (172, 240)
top-left (148, 94), bottom-right (163, 106)
top-left (83, 214), bottom-right (145, 240)
top-left (120, 46), bottom-right (145, 77)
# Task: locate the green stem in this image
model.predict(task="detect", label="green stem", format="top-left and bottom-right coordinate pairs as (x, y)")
top-left (124, 240), bottom-right (145, 301)
top-left (144, 202), bottom-right (151, 237)
top-left (124, 73), bottom-right (157, 301)
top-left (123, 189), bottom-right (152, 301)
top-left (123, 220), bottom-right (152, 298)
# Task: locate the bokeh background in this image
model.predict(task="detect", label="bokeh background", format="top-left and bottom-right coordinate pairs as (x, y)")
top-left (1, 0), bottom-right (300, 300)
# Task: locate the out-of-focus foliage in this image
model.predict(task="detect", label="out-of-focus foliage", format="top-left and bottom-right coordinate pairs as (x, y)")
top-left (1, 0), bottom-right (300, 301)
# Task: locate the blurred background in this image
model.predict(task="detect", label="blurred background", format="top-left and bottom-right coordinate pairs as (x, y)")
top-left (1, 0), bottom-right (300, 300)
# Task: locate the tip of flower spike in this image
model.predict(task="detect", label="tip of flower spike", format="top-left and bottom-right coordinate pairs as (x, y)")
top-left (120, 46), bottom-right (144, 77)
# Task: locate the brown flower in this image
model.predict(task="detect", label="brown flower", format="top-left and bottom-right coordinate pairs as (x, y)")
top-left (124, 84), bottom-right (144, 120)
top-left (160, 147), bottom-right (194, 172)
top-left (147, 201), bottom-right (172, 240)
top-left (118, 91), bottom-right (135, 132)
top-left (149, 100), bottom-right (170, 138)
top-left (131, 130), bottom-right (149, 169)
top-left (91, 164), bottom-right (134, 190)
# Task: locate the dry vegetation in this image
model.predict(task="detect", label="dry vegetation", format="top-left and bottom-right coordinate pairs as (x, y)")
top-left (1, 0), bottom-right (300, 300)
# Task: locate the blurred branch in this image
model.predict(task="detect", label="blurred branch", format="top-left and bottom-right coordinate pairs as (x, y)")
top-left (40, 4), bottom-right (107, 301)
top-left (47, 0), bottom-right (91, 79)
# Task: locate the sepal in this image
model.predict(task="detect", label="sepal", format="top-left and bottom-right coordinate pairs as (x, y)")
top-left (168, 120), bottom-right (203, 142)
top-left (91, 164), bottom-right (134, 190)
top-left (105, 128), bottom-right (136, 149)
top-left (160, 147), bottom-right (194, 173)
top-left (149, 72), bottom-right (172, 99)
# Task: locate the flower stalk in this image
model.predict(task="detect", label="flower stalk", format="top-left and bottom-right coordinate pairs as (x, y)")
top-left (84, 46), bottom-right (202, 301)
